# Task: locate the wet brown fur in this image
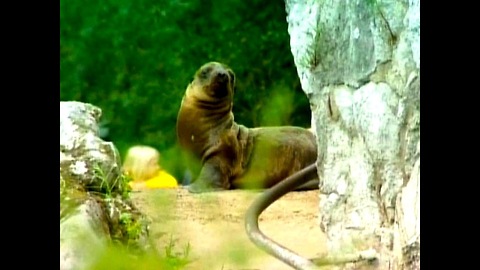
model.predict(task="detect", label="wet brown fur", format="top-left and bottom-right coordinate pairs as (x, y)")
top-left (176, 62), bottom-right (318, 193)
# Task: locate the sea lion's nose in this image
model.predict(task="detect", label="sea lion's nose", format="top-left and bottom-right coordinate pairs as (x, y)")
top-left (216, 71), bottom-right (228, 83)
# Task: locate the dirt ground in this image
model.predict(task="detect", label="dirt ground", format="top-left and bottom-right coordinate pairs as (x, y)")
top-left (130, 187), bottom-right (327, 270)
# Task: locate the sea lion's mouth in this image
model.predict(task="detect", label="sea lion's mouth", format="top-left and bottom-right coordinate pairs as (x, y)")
top-left (209, 84), bottom-right (229, 98)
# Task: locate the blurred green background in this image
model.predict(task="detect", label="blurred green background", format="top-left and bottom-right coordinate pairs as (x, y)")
top-left (60, 0), bottom-right (311, 178)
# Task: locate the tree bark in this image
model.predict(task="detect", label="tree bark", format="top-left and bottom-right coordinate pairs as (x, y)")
top-left (284, 0), bottom-right (420, 269)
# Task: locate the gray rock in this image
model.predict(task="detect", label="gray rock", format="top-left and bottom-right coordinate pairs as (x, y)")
top-left (285, 0), bottom-right (420, 268)
top-left (60, 101), bottom-right (124, 192)
top-left (60, 199), bottom-right (109, 270)
top-left (60, 101), bottom-right (149, 270)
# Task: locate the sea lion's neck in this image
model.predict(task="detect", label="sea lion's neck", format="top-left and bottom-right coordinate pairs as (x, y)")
top-left (177, 94), bottom-right (235, 157)
top-left (189, 95), bottom-right (233, 124)
top-left (194, 97), bottom-right (231, 114)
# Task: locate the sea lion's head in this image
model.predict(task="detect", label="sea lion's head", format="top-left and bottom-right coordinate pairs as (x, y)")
top-left (186, 62), bottom-right (236, 102)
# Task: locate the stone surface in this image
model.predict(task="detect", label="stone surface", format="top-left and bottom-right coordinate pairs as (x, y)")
top-left (60, 101), bottom-right (149, 270)
top-left (285, 0), bottom-right (420, 268)
top-left (394, 142), bottom-right (420, 269)
top-left (60, 101), bottom-right (123, 191)
top-left (60, 199), bottom-right (110, 270)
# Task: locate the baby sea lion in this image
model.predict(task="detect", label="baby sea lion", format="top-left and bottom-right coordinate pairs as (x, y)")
top-left (176, 62), bottom-right (318, 193)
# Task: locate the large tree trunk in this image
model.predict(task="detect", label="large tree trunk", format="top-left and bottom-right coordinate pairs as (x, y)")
top-left (284, 0), bottom-right (419, 269)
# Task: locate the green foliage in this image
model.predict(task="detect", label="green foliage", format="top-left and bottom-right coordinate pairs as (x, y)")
top-left (259, 83), bottom-right (295, 126)
top-left (164, 235), bottom-right (191, 268)
top-left (92, 163), bottom-right (131, 199)
top-left (88, 241), bottom-right (191, 270)
top-left (60, 0), bottom-right (311, 162)
top-left (119, 212), bottom-right (143, 245)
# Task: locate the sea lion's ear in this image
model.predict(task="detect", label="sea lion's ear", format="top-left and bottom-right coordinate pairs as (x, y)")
top-left (228, 70), bottom-right (235, 86)
top-left (228, 70), bottom-right (236, 93)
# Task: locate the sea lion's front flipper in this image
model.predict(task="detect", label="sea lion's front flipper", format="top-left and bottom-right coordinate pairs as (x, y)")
top-left (187, 158), bottom-right (230, 193)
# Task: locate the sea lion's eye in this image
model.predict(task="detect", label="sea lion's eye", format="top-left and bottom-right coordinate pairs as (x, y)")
top-left (200, 67), bottom-right (211, 79)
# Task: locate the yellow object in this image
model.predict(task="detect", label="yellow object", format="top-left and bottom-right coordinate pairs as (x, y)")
top-left (123, 145), bottom-right (179, 190)
top-left (145, 170), bottom-right (178, 189)
top-left (128, 170), bottom-right (178, 189)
